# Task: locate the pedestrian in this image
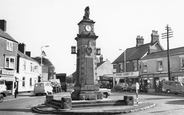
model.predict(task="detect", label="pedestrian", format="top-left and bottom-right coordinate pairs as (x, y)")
top-left (14, 81), bottom-right (18, 98)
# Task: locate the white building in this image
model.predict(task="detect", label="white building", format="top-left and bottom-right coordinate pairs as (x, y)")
top-left (16, 43), bottom-right (41, 92)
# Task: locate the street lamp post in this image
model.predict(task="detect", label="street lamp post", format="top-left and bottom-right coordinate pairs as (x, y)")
top-left (40, 45), bottom-right (49, 82)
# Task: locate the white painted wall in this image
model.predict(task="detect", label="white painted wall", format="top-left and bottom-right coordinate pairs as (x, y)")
top-left (16, 57), bottom-right (40, 92)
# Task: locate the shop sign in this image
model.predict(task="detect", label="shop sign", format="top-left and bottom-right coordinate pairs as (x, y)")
top-left (100, 76), bottom-right (113, 81)
top-left (141, 74), bottom-right (154, 78)
top-left (141, 72), bottom-right (184, 78)
top-left (115, 71), bottom-right (139, 78)
top-left (154, 73), bottom-right (168, 77)
top-left (172, 72), bottom-right (184, 77)
top-left (0, 69), bottom-right (15, 75)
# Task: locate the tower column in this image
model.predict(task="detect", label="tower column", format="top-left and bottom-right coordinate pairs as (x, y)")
top-left (71, 6), bottom-right (102, 100)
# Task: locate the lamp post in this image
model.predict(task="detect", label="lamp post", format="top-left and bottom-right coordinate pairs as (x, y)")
top-left (41, 45), bottom-right (49, 82)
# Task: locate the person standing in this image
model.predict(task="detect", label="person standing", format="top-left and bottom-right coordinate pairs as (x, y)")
top-left (14, 81), bottom-right (18, 98)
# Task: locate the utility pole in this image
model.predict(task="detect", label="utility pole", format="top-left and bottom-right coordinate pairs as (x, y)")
top-left (162, 25), bottom-right (173, 81)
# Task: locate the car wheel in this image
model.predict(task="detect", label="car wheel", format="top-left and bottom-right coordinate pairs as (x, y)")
top-left (166, 89), bottom-right (171, 94)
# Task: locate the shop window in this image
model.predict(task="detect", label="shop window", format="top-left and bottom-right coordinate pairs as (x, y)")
top-left (5, 56), bottom-right (15, 69)
top-left (22, 77), bottom-right (25, 87)
top-left (157, 61), bottom-right (163, 71)
top-left (180, 58), bottom-right (184, 69)
top-left (6, 40), bottom-right (13, 51)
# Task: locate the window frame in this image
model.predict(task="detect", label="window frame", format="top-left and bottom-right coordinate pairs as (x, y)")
top-left (22, 77), bottom-right (25, 87)
top-left (133, 61), bottom-right (138, 71)
top-left (119, 63), bottom-right (124, 72)
top-left (30, 78), bottom-right (32, 87)
top-left (157, 60), bottom-right (163, 71)
top-left (6, 40), bottom-right (13, 51)
top-left (180, 58), bottom-right (184, 69)
top-left (5, 56), bottom-right (15, 69)
top-left (143, 62), bottom-right (147, 72)
top-left (23, 60), bottom-right (26, 71)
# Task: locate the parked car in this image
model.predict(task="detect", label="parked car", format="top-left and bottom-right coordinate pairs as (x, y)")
top-left (34, 82), bottom-right (53, 96)
top-left (99, 88), bottom-right (111, 98)
top-left (162, 81), bottom-right (184, 94)
top-left (128, 83), bottom-right (136, 92)
top-left (0, 79), bottom-right (8, 103)
top-left (70, 88), bottom-right (111, 98)
top-left (114, 83), bottom-right (129, 91)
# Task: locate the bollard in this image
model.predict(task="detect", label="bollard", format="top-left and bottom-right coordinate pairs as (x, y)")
top-left (96, 92), bottom-right (103, 99)
top-left (124, 96), bottom-right (134, 105)
top-left (61, 97), bottom-right (72, 110)
top-left (45, 95), bottom-right (53, 103)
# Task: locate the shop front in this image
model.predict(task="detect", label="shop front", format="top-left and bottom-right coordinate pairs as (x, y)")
top-left (141, 71), bottom-right (184, 93)
top-left (115, 71), bottom-right (139, 86)
top-left (0, 69), bottom-right (16, 95)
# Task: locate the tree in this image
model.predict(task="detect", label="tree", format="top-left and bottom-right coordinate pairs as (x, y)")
top-left (32, 57), bottom-right (55, 79)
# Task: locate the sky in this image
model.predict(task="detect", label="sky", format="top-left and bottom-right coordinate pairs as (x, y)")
top-left (1, 0), bottom-right (184, 76)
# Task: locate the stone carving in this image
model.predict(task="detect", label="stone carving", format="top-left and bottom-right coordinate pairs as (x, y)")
top-left (83, 6), bottom-right (90, 20)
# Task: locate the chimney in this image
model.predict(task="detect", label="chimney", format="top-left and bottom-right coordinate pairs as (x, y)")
top-left (0, 20), bottom-right (6, 32)
top-left (25, 51), bottom-right (31, 57)
top-left (100, 55), bottom-right (103, 63)
top-left (151, 30), bottom-right (159, 44)
top-left (136, 35), bottom-right (144, 47)
top-left (18, 43), bottom-right (26, 54)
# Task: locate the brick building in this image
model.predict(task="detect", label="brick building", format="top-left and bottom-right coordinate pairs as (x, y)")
top-left (112, 30), bottom-right (164, 87)
top-left (140, 46), bottom-right (184, 92)
top-left (0, 20), bottom-right (19, 94)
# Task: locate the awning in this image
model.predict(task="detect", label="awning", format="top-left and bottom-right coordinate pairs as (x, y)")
top-left (0, 75), bottom-right (14, 81)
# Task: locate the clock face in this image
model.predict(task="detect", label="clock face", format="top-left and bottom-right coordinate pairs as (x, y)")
top-left (85, 25), bottom-right (92, 32)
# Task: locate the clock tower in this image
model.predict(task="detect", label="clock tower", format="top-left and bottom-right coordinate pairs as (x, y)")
top-left (71, 6), bottom-right (101, 100)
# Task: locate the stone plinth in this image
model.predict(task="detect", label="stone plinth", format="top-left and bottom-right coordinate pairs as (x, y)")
top-left (61, 97), bottom-right (72, 110)
top-left (46, 95), bottom-right (53, 103)
top-left (124, 96), bottom-right (134, 105)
